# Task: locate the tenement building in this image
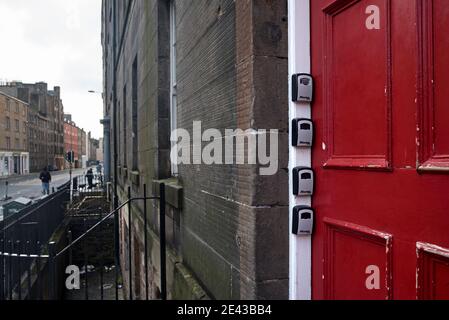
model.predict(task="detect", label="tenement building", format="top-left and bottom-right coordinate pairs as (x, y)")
top-left (88, 132), bottom-right (99, 164)
top-left (47, 87), bottom-right (65, 170)
top-left (79, 128), bottom-right (87, 168)
top-left (64, 119), bottom-right (79, 169)
top-left (64, 116), bottom-right (87, 169)
top-left (0, 82), bottom-right (65, 172)
top-left (0, 92), bottom-right (30, 177)
top-left (102, 0), bottom-right (288, 299)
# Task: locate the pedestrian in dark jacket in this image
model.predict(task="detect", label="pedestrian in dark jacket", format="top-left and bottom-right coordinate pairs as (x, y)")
top-left (39, 167), bottom-right (52, 195)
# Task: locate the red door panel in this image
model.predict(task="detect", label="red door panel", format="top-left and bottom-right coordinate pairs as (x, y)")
top-left (417, 243), bottom-right (449, 300)
top-left (324, 218), bottom-right (392, 300)
top-left (419, 0), bottom-right (449, 169)
top-left (311, 0), bottom-right (449, 300)
top-left (322, 0), bottom-right (391, 170)
top-left (433, 1), bottom-right (449, 158)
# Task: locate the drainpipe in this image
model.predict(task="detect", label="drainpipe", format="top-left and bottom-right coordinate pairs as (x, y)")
top-left (112, 0), bottom-right (120, 268)
top-left (100, 117), bottom-right (111, 183)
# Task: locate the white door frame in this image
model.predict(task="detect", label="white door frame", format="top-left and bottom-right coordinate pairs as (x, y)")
top-left (288, 0), bottom-right (312, 300)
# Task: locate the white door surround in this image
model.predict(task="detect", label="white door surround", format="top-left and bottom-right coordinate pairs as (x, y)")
top-left (288, 0), bottom-right (312, 300)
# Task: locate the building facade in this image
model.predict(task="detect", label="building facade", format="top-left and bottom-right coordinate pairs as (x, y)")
top-left (78, 128), bottom-right (87, 168)
top-left (0, 92), bottom-right (30, 177)
top-left (96, 138), bottom-right (104, 162)
top-left (64, 117), bottom-right (86, 169)
top-left (88, 132), bottom-right (99, 163)
top-left (64, 118), bottom-right (80, 169)
top-left (0, 82), bottom-right (65, 172)
top-left (47, 87), bottom-right (65, 170)
top-left (102, 0), bottom-right (288, 300)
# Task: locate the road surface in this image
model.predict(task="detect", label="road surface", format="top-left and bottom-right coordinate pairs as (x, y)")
top-left (0, 168), bottom-right (88, 205)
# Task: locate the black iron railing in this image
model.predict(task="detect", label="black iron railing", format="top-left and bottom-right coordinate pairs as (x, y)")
top-left (58, 183), bottom-right (166, 301)
top-left (0, 183), bottom-right (70, 300)
top-left (0, 181), bottom-right (167, 301)
top-left (72, 173), bottom-right (104, 193)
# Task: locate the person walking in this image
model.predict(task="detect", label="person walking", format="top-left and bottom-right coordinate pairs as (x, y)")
top-left (39, 167), bottom-right (52, 195)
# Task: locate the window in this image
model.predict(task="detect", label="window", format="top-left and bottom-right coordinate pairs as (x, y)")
top-left (170, 0), bottom-right (178, 175)
top-left (6, 137), bottom-right (11, 150)
top-left (5, 117), bottom-right (10, 130)
top-left (15, 102), bottom-right (19, 113)
top-left (15, 138), bottom-right (20, 149)
top-left (15, 119), bottom-right (19, 132)
top-left (132, 55), bottom-right (138, 171)
top-left (6, 99), bottom-right (10, 111)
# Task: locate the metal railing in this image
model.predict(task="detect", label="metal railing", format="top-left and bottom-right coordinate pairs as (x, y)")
top-left (59, 183), bottom-right (166, 300)
top-left (0, 183), bottom-right (70, 300)
top-left (72, 172), bottom-right (104, 194)
top-left (0, 182), bottom-right (167, 301)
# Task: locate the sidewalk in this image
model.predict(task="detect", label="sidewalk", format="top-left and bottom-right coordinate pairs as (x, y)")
top-left (0, 168), bottom-right (88, 183)
top-left (0, 171), bottom-right (39, 183)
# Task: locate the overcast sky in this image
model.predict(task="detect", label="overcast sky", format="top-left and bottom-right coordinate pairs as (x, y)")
top-left (0, 0), bottom-right (103, 139)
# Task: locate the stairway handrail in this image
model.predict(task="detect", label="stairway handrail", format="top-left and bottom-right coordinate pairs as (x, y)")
top-left (55, 196), bottom-right (159, 258)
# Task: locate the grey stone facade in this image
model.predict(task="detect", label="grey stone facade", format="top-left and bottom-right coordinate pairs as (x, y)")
top-left (102, 0), bottom-right (288, 300)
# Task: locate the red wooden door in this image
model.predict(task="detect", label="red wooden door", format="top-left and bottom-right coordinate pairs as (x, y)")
top-left (310, 0), bottom-right (449, 300)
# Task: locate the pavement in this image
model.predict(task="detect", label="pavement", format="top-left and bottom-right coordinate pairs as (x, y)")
top-left (63, 267), bottom-right (124, 301)
top-left (0, 168), bottom-right (89, 206)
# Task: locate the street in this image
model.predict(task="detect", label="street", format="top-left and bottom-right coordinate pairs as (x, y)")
top-left (0, 168), bottom-right (87, 205)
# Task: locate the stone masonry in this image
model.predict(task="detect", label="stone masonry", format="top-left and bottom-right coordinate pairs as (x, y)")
top-left (102, 0), bottom-right (289, 300)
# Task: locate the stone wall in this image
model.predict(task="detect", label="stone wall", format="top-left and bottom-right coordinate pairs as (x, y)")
top-left (102, 0), bottom-right (289, 300)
